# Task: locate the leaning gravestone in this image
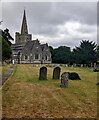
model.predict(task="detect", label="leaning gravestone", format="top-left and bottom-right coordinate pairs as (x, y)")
top-left (39, 66), bottom-right (47, 80)
top-left (52, 67), bottom-right (61, 79)
top-left (60, 72), bottom-right (69, 87)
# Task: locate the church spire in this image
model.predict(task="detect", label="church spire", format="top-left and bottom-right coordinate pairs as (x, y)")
top-left (21, 10), bottom-right (28, 34)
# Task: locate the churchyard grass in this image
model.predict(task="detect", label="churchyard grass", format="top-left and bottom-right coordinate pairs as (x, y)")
top-left (2, 64), bottom-right (97, 118)
top-left (2, 64), bottom-right (10, 74)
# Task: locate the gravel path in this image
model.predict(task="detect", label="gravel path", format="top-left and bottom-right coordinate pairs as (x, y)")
top-left (1, 64), bottom-right (15, 85)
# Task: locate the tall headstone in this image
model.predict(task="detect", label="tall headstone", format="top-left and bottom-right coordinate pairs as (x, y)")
top-left (91, 63), bottom-right (93, 67)
top-left (39, 66), bottom-right (47, 80)
top-left (12, 59), bottom-right (14, 65)
top-left (60, 72), bottom-right (69, 87)
top-left (81, 64), bottom-right (83, 67)
top-left (94, 63), bottom-right (96, 68)
top-left (84, 64), bottom-right (86, 67)
top-left (17, 52), bottom-right (20, 64)
top-left (52, 67), bottom-right (61, 79)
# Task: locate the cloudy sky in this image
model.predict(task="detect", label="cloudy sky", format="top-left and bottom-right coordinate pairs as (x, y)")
top-left (0, 1), bottom-right (97, 49)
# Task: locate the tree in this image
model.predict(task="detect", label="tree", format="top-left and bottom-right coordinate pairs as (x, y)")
top-left (73, 40), bottom-right (97, 65)
top-left (51, 46), bottom-right (72, 64)
top-left (96, 45), bottom-right (99, 61)
top-left (1, 28), bottom-right (14, 46)
top-left (1, 36), bottom-right (12, 61)
top-left (0, 28), bottom-right (14, 62)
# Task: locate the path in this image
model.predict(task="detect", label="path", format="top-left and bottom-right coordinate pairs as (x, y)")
top-left (1, 64), bottom-right (15, 85)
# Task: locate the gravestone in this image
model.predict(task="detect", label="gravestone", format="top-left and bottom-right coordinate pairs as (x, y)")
top-left (60, 72), bottom-right (69, 87)
top-left (12, 59), bottom-right (14, 65)
top-left (81, 64), bottom-right (83, 67)
top-left (17, 52), bottom-right (20, 64)
top-left (39, 66), bottom-right (47, 80)
top-left (52, 67), bottom-right (61, 79)
top-left (94, 63), bottom-right (96, 68)
top-left (68, 72), bottom-right (81, 80)
top-left (84, 64), bottom-right (86, 67)
top-left (36, 64), bottom-right (38, 67)
top-left (96, 81), bottom-right (99, 85)
top-left (91, 63), bottom-right (93, 67)
top-left (96, 82), bottom-right (99, 85)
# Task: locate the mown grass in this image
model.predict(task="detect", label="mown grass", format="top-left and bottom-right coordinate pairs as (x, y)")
top-left (2, 64), bottom-right (10, 74)
top-left (2, 64), bottom-right (97, 118)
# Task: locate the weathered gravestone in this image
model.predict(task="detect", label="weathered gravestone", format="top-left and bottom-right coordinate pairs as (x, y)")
top-left (94, 63), bottom-right (97, 68)
top-left (96, 81), bottom-right (99, 85)
top-left (17, 52), bottom-right (20, 64)
top-left (60, 72), bottom-right (69, 87)
top-left (52, 67), bottom-right (61, 79)
top-left (39, 66), bottom-right (47, 80)
top-left (68, 72), bottom-right (81, 80)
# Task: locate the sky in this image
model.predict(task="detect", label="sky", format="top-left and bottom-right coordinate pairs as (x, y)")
top-left (0, 0), bottom-right (98, 49)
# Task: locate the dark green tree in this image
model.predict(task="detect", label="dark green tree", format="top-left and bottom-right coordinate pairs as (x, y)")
top-left (1, 28), bottom-right (14, 46)
top-left (0, 28), bottom-right (14, 62)
top-left (1, 36), bottom-right (12, 61)
top-left (51, 46), bottom-right (72, 64)
top-left (73, 40), bottom-right (97, 64)
top-left (97, 45), bottom-right (99, 61)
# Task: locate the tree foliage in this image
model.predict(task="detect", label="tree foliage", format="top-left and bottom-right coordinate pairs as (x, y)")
top-left (0, 28), bottom-right (14, 62)
top-left (73, 40), bottom-right (97, 64)
top-left (49, 40), bottom-right (97, 65)
top-left (1, 36), bottom-right (12, 61)
top-left (50, 46), bottom-right (72, 64)
top-left (97, 45), bottom-right (99, 61)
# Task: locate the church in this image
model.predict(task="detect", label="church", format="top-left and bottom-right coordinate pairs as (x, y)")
top-left (11, 10), bottom-right (52, 64)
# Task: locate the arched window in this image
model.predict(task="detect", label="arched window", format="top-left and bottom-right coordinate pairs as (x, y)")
top-left (45, 55), bottom-right (47, 60)
top-left (25, 55), bottom-right (28, 59)
top-left (35, 53), bottom-right (39, 59)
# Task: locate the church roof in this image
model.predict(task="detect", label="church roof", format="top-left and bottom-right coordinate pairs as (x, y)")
top-left (21, 41), bottom-right (35, 53)
top-left (40, 44), bottom-right (48, 51)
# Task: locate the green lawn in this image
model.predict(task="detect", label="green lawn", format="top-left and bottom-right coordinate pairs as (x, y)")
top-left (2, 64), bottom-right (97, 118)
top-left (2, 64), bottom-right (11, 74)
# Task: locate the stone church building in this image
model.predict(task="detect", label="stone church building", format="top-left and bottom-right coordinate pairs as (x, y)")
top-left (12, 10), bottom-right (52, 64)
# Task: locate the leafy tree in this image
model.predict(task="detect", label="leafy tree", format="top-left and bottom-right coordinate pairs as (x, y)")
top-left (0, 28), bottom-right (14, 62)
top-left (1, 28), bottom-right (14, 46)
top-left (96, 45), bottom-right (99, 61)
top-left (73, 40), bottom-right (97, 64)
top-left (1, 36), bottom-right (12, 61)
top-left (51, 46), bottom-right (72, 64)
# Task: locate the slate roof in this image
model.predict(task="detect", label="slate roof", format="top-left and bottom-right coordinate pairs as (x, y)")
top-left (21, 41), bottom-right (35, 53)
top-left (40, 44), bottom-right (48, 51)
top-left (11, 43), bottom-right (25, 52)
top-left (12, 40), bottom-right (50, 55)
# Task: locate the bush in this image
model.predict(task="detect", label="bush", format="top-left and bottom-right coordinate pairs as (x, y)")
top-left (68, 72), bottom-right (81, 80)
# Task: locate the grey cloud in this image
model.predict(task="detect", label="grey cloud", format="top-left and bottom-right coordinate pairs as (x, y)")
top-left (77, 25), bottom-right (96, 34)
top-left (1, 2), bottom-right (97, 48)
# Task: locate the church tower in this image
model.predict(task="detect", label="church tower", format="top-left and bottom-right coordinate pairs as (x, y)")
top-left (15, 10), bottom-right (32, 44)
